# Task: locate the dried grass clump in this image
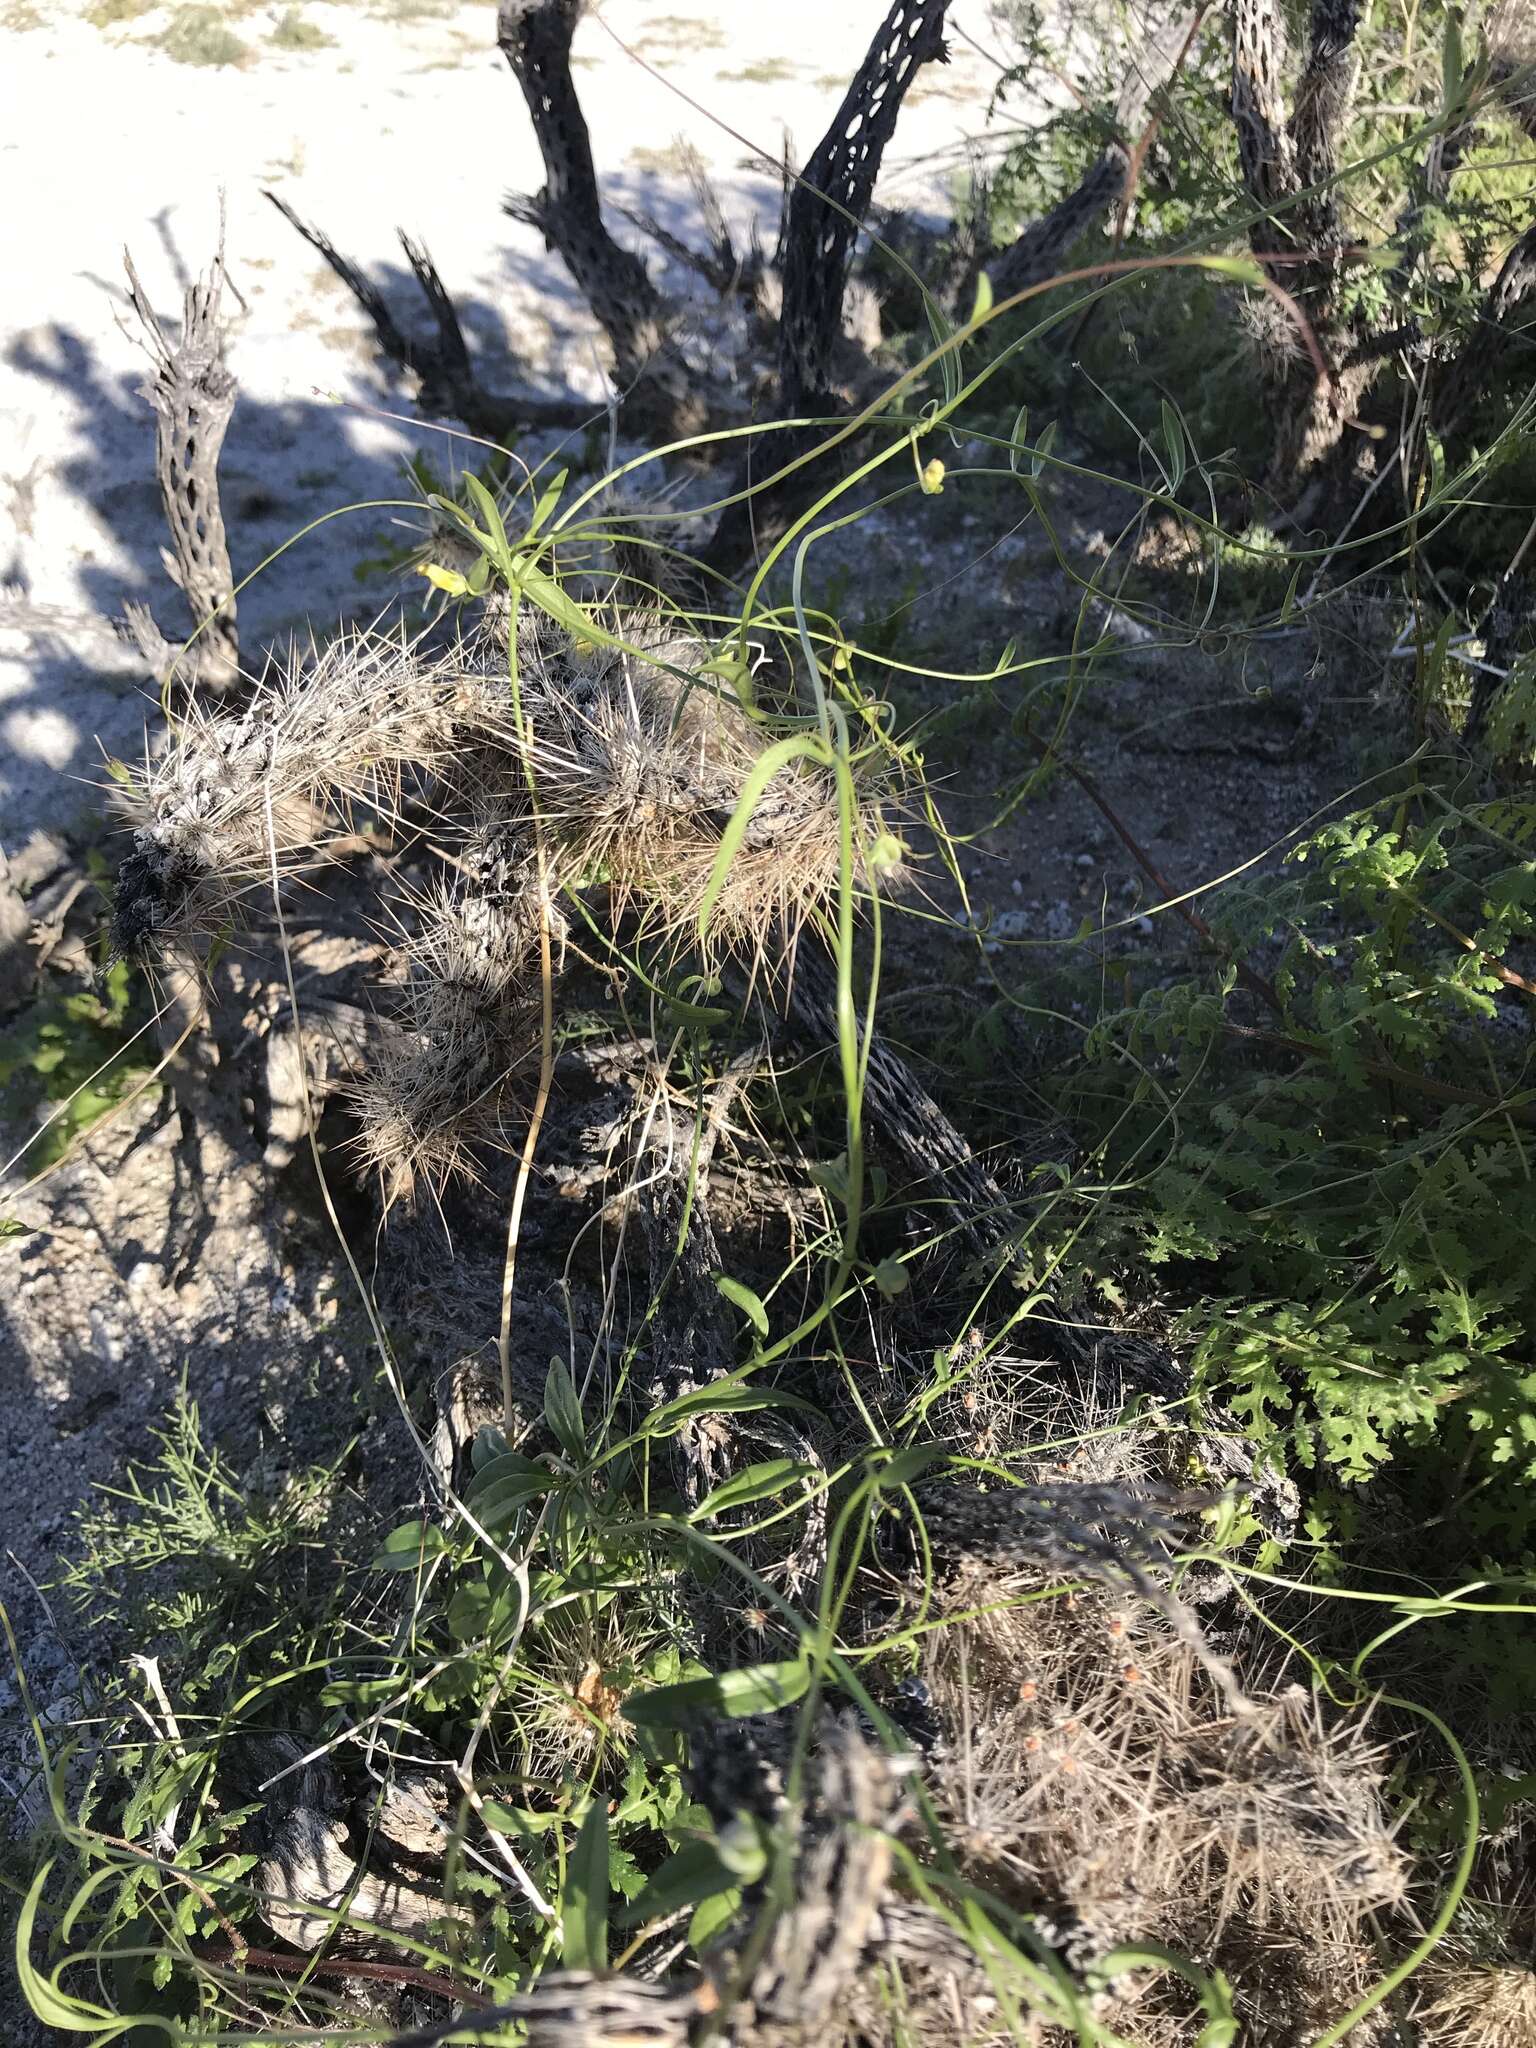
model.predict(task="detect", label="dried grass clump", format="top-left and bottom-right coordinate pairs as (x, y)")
top-left (352, 817), bottom-right (546, 1204)
top-left (520, 629), bottom-right (889, 958)
top-left (842, 1904), bottom-right (1014, 2048)
top-left (110, 630), bottom-right (494, 959)
top-left (928, 1352), bottom-right (1161, 1487)
top-left (1237, 284), bottom-right (1307, 376)
top-left (1082, 1931), bottom-right (1391, 2048)
top-left (1414, 1903), bottom-right (1536, 2048)
top-left (112, 606), bottom-right (901, 1204)
top-left (1184, 1687), bottom-right (1406, 1932)
top-left (571, 472), bottom-right (701, 608)
top-left (1418, 1963), bottom-right (1536, 2048)
top-left (918, 1477), bottom-right (1408, 2037)
top-left (926, 1567), bottom-right (1197, 1917)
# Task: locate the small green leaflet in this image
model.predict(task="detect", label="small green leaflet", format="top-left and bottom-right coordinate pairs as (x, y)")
top-left (372, 1520), bottom-right (448, 1571)
top-left (625, 1657), bottom-right (810, 1728)
top-left (689, 1886), bottom-right (742, 1946)
top-left (445, 1573), bottom-right (523, 1645)
top-left (692, 1459), bottom-right (818, 1521)
top-left (871, 1256), bottom-right (908, 1298)
top-left (622, 1838), bottom-right (735, 1924)
top-left (471, 1425), bottom-right (509, 1472)
top-left (715, 1273), bottom-right (768, 1336)
top-left (468, 1452), bottom-right (554, 1524)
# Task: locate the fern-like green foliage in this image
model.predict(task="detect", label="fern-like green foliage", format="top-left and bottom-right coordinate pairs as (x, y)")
top-left (55, 1391), bottom-right (343, 1683)
top-left (1063, 786), bottom-right (1536, 1545)
top-left (0, 957), bottom-right (152, 1171)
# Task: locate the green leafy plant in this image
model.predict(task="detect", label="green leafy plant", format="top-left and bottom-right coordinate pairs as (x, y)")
top-left (0, 957), bottom-right (154, 1172)
top-left (20, 13), bottom-right (1536, 2030)
top-left (54, 1389), bottom-right (344, 1667)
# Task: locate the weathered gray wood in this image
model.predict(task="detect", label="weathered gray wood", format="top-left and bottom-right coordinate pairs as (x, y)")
top-left (124, 246), bottom-right (240, 693)
top-left (497, 0), bottom-right (698, 433)
top-left (265, 195), bottom-right (586, 440)
top-left (777, 0), bottom-right (953, 412)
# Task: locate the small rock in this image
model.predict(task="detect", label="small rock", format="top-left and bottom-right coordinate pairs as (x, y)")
top-left (87, 1309), bottom-right (124, 1365)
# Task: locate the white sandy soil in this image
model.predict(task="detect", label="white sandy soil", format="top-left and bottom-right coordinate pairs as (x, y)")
top-left (0, 0), bottom-right (1007, 857)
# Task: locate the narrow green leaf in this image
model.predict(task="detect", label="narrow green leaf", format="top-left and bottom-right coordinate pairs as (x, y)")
top-left (562, 1800), bottom-right (609, 1973)
top-left (320, 1676), bottom-right (400, 1708)
top-left (427, 490), bottom-right (493, 557)
top-left (481, 1799), bottom-right (556, 1838)
top-left (1194, 254), bottom-right (1266, 285)
top-left (1093, 1940), bottom-right (1238, 2043)
top-left (697, 735), bottom-right (827, 943)
top-left (525, 466), bottom-right (569, 541)
top-left (1009, 403), bottom-right (1029, 473)
top-left (14, 1863), bottom-right (122, 2033)
top-left (969, 269), bottom-right (994, 326)
top-left (544, 1358), bottom-right (585, 1462)
top-left (1428, 430), bottom-right (1447, 499)
top-left (660, 992), bottom-right (733, 1027)
top-left (626, 1658), bottom-right (810, 1728)
top-left (692, 1459), bottom-right (817, 1522)
top-left (715, 1273), bottom-right (768, 1336)
top-left (1442, 8), bottom-right (1464, 109)
top-left (462, 472), bottom-right (511, 565)
top-left (876, 1446), bottom-right (939, 1490)
top-left (643, 1381), bottom-right (822, 1433)
top-left (1160, 399), bottom-right (1186, 492)
top-left (923, 284), bottom-right (961, 404)
top-left (517, 561), bottom-right (602, 646)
